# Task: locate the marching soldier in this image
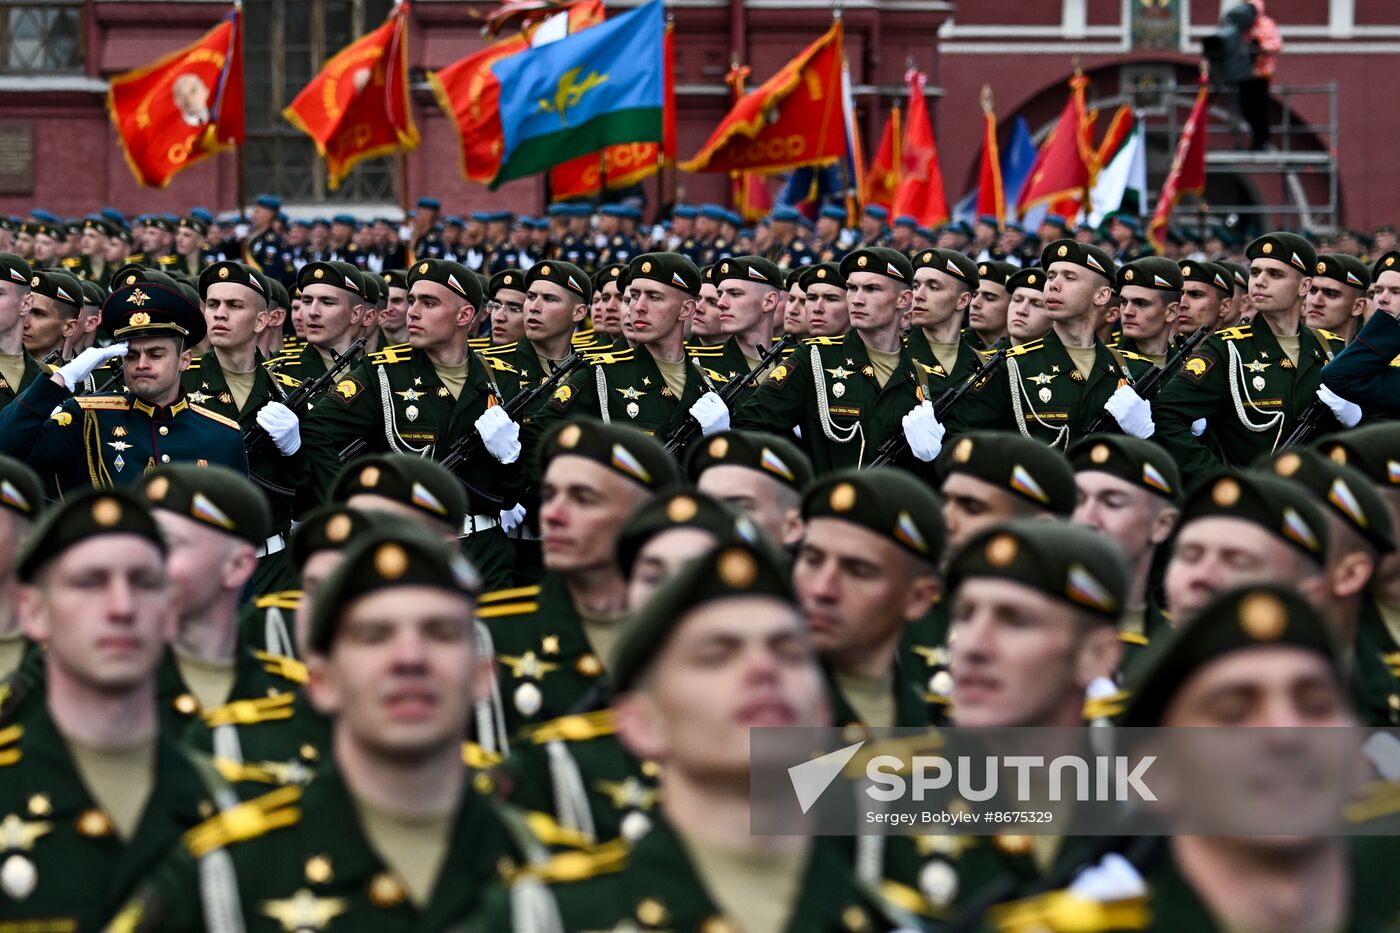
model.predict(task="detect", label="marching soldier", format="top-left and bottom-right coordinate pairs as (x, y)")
top-left (765, 206), bottom-right (815, 271)
top-left (486, 268), bottom-right (528, 348)
top-left (171, 216), bottom-right (208, 279)
top-left (244, 194), bottom-right (294, 286)
top-left (0, 455), bottom-right (43, 679)
top-left (968, 259), bottom-right (1016, 350)
top-left (905, 248), bottom-right (987, 398)
top-left (0, 254), bottom-right (43, 414)
top-left (1175, 258), bottom-right (1236, 335)
top-left (596, 205), bottom-right (641, 268)
top-left (20, 267), bottom-right (83, 363)
top-left (591, 263), bottom-right (627, 349)
top-left (483, 260), bottom-right (591, 411)
top-left (273, 260), bottom-right (369, 386)
top-left (800, 262), bottom-right (850, 338)
top-left (409, 196), bottom-right (444, 263)
top-left (378, 269), bottom-right (409, 345)
top-left (711, 255), bottom-right (783, 379)
top-left (688, 428), bottom-right (813, 550)
top-left (1320, 250), bottom-right (1400, 417)
top-left (1305, 253), bottom-right (1370, 348)
top-left (1112, 256), bottom-right (1183, 366)
top-left (814, 204), bottom-right (849, 263)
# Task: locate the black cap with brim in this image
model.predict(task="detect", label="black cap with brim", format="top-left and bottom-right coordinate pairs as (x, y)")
top-left (101, 282), bottom-right (206, 345)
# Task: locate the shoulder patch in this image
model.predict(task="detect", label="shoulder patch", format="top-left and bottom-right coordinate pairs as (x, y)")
top-left (765, 361), bottom-right (794, 386)
top-left (183, 785), bottom-right (302, 857)
top-left (74, 395), bottom-right (130, 411)
top-left (189, 405), bottom-right (241, 430)
top-left (1180, 355), bottom-right (1215, 381)
top-left (479, 585), bottom-right (543, 605)
top-left (328, 374), bottom-right (366, 405)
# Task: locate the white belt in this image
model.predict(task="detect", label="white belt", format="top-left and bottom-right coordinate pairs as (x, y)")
top-left (461, 513), bottom-right (501, 536)
top-left (256, 534), bottom-right (286, 558)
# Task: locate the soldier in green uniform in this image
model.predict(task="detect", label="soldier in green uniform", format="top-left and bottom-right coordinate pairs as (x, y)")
top-left (1068, 435), bottom-right (1181, 681)
top-left (1113, 256), bottom-right (1183, 367)
top-left (0, 254), bottom-right (44, 414)
top-left (0, 455), bottom-right (44, 679)
top-left (801, 261), bottom-right (851, 338)
top-left (486, 268), bottom-right (528, 347)
top-left (1005, 266), bottom-right (1051, 347)
top-left (472, 539), bottom-right (919, 933)
top-left (483, 260), bottom-right (592, 409)
top-left (709, 254), bottom-right (786, 380)
top-left (1318, 251), bottom-right (1400, 418)
top-left (21, 267), bottom-right (84, 364)
top-left (299, 258), bottom-right (525, 591)
top-left (0, 281), bottom-right (248, 493)
top-left (0, 488), bottom-right (223, 929)
top-left (732, 247), bottom-right (938, 474)
top-left (378, 269), bottom-right (409, 346)
top-left (950, 239), bottom-right (1154, 446)
top-left (264, 260), bottom-right (366, 386)
top-left (591, 262), bottom-right (627, 349)
top-left (1304, 252), bottom-right (1370, 348)
top-left (906, 248), bottom-right (988, 398)
top-left (783, 266), bottom-right (809, 339)
top-left (1175, 258), bottom-right (1235, 336)
top-left (1153, 233), bottom-right (1337, 478)
top-left (794, 468), bottom-right (943, 730)
top-left (689, 428), bottom-right (813, 551)
top-left (77, 218), bottom-right (117, 285)
top-left (113, 526), bottom-right (549, 931)
top-left (968, 259), bottom-right (1016, 350)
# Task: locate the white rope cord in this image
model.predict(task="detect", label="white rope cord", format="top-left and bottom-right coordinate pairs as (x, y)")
top-left (594, 366), bottom-right (611, 424)
top-left (211, 724), bottom-right (243, 765)
top-left (510, 875), bottom-right (565, 933)
top-left (262, 607), bottom-right (295, 660)
top-left (1226, 342), bottom-right (1285, 441)
top-left (199, 849), bottom-right (247, 933)
top-left (810, 346), bottom-right (862, 446)
top-left (376, 364), bottom-right (431, 456)
top-left (546, 739), bottom-right (597, 842)
top-left (1007, 356), bottom-right (1069, 449)
top-left (472, 620), bottom-right (510, 757)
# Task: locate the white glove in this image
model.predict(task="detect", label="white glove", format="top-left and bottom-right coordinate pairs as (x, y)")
top-left (902, 400), bottom-right (945, 462)
top-left (1104, 385), bottom-right (1155, 439)
top-left (688, 391), bottom-right (730, 436)
top-left (255, 401), bottom-right (301, 456)
top-left (56, 343), bottom-right (126, 389)
top-left (475, 405), bottom-right (521, 464)
top-left (499, 503), bottom-right (527, 535)
top-left (1317, 384), bottom-right (1362, 428)
top-left (1191, 418), bottom-right (1208, 437)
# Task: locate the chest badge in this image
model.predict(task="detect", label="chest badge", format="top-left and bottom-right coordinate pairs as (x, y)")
top-left (258, 889), bottom-right (349, 931)
top-left (396, 387), bottom-right (423, 402)
top-left (187, 390), bottom-right (210, 404)
top-left (405, 405), bottom-right (419, 422)
top-left (832, 382), bottom-right (846, 398)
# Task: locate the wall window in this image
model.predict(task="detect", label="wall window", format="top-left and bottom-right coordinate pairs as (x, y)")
top-left (0, 2), bottom-right (83, 73)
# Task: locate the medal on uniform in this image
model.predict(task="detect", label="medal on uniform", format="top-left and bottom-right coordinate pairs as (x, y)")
top-left (1038, 387), bottom-right (1052, 404)
top-left (405, 405), bottom-right (418, 422)
top-left (113, 454), bottom-right (125, 473)
top-left (918, 860), bottom-right (958, 909)
top-left (626, 401), bottom-right (640, 419)
top-left (1, 854), bottom-right (36, 901)
top-left (1252, 376), bottom-right (1265, 392)
top-left (514, 682), bottom-right (542, 717)
top-left (832, 382), bottom-right (845, 398)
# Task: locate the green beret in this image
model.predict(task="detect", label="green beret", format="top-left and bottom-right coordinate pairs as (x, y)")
top-left (540, 419), bottom-right (679, 491)
top-left (138, 464), bottom-right (271, 548)
top-left (308, 528), bottom-right (482, 654)
top-left (713, 255), bottom-right (783, 290)
top-left (289, 503), bottom-right (398, 571)
top-left (1122, 585), bottom-right (1340, 726)
top-left (615, 490), bottom-right (758, 577)
top-left (29, 269), bottom-right (83, 311)
top-left (32, 223), bottom-right (66, 242)
top-left (798, 263), bottom-right (844, 292)
top-left (407, 258), bottom-right (482, 309)
top-left (1116, 256), bottom-right (1183, 292)
top-left (526, 259), bottom-right (592, 304)
top-left (473, 270), bottom-right (491, 297)
top-left (358, 269), bottom-right (382, 306)
top-left (686, 429), bottom-right (813, 493)
top-left (1259, 449), bottom-right (1396, 554)
top-left (946, 519), bottom-right (1129, 621)
top-left (0, 454), bottom-right (45, 522)
top-left (489, 269), bottom-right (525, 298)
top-left (1245, 231), bottom-right (1317, 274)
top-left (1218, 260), bottom-right (1249, 290)
top-left (784, 267), bottom-right (808, 291)
top-left (802, 467), bottom-right (946, 563)
top-left (1370, 251), bottom-right (1400, 280)
top-left (78, 279), bottom-right (107, 308)
top-left (146, 217), bottom-right (175, 235)
top-left (1178, 259), bottom-right (1233, 296)
top-left (179, 216), bottom-right (209, 236)
top-left (174, 280), bottom-right (200, 311)
top-left (1040, 238), bottom-right (1116, 282)
top-left (1006, 267), bottom-right (1045, 293)
top-left (912, 248), bottom-right (979, 290)
top-left (1179, 471), bottom-right (1331, 565)
top-left (975, 260), bottom-right (1017, 288)
top-left (1068, 435), bottom-right (1182, 503)
top-left (18, 487), bottom-right (166, 582)
top-left (592, 263), bottom-right (626, 293)
top-left (381, 269), bottom-right (408, 292)
top-left (1313, 253), bottom-right (1371, 291)
top-left (83, 218), bottom-right (120, 238)
top-left (267, 278), bottom-right (290, 311)
top-left (330, 453), bottom-right (467, 529)
top-left (839, 247), bottom-right (914, 286)
top-left (611, 540), bottom-right (793, 693)
top-left (937, 432), bottom-right (1076, 516)
top-left (109, 264), bottom-right (179, 292)
top-left (298, 260), bottom-right (363, 296)
top-left (1316, 423), bottom-right (1400, 488)
top-left (627, 252), bottom-right (701, 297)
top-left (101, 282), bottom-right (206, 345)
top-left (198, 261), bottom-right (271, 303)
top-left (0, 253), bottom-right (32, 289)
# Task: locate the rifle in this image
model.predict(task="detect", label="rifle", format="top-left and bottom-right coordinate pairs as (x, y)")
top-left (869, 347), bottom-right (1008, 467)
top-left (1085, 324), bottom-right (1212, 434)
top-left (662, 333), bottom-right (797, 459)
top-left (1280, 399), bottom-right (1330, 450)
top-left (245, 337), bottom-right (366, 455)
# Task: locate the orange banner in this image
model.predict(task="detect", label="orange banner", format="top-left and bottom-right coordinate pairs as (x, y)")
top-left (863, 106), bottom-right (900, 214)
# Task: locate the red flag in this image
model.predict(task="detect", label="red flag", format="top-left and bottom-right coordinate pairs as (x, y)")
top-left (1148, 83), bottom-right (1209, 254)
top-left (892, 71), bottom-right (948, 227)
top-left (107, 9), bottom-right (243, 188)
top-left (430, 0), bottom-right (603, 184)
top-left (283, 4), bottom-right (418, 190)
top-left (1017, 73), bottom-right (1095, 217)
top-left (681, 23), bottom-right (846, 175)
top-left (975, 87), bottom-right (1004, 222)
top-left (863, 106), bottom-right (900, 214)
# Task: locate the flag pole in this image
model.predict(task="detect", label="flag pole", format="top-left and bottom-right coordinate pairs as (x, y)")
top-left (236, 145), bottom-right (247, 223)
top-left (399, 151), bottom-right (410, 219)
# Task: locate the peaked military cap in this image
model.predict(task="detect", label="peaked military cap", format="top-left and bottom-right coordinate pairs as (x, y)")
top-left (540, 419), bottom-right (679, 491)
top-left (0, 253), bottom-right (31, 289)
top-left (1246, 231), bottom-right (1317, 273)
top-left (101, 281), bottom-right (206, 344)
top-left (1370, 251), bottom-right (1400, 279)
top-left (1041, 238), bottom-right (1116, 282)
top-left (1122, 584), bottom-right (1340, 726)
top-left (408, 257), bottom-right (482, 309)
top-left (1259, 448), bottom-right (1396, 554)
top-left (912, 248), bottom-right (979, 290)
top-left (1316, 423), bottom-right (1400, 489)
top-left (488, 268), bottom-right (526, 298)
top-left (381, 269), bottom-right (408, 292)
top-left (0, 455), bottom-right (45, 523)
top-left (309, 528), bottom-right (482, 653)
top-left (615, 490), bottom-right (760, 577)
top-left (686, 429), bottom-right (813, 493)
top-left (1116, 256), bottom-right (1183, 292)
top-left (840, 247), bottom-right (913, 286)
top-left (289, 503), bottom-right (397, 571)
top-left (1178, 259), bottom-right (1234, 296)
top-left (19, 487), bottom-right (166, 582)
top-left (1068, 435), bottom-right (1182, 503)
top-left (947, 519), bottom-right (1129, 622)
top-left (1313, 253), bottom-right (1371, 291)
top-left (592, 263), bottom-right (625, 293)
top-left (1179, 471), bottom-right (1332, 564)
top-left (803, 467), bottom-right (947, 563)
top-left (139, 463), bottom-right (272, 548)
top-left (526, 259), bottom-right (592, 304)
top-left (611, 540), bottom-right (793, 693)
top-left (298, 260), bottom-right (363, 296)
top-left (198, 260), bottom-right (270, 303)
top-left (29, 268), bottom-right (84, 311)
top-left (975, 260), bottom-right (1017, 288)
top-left (937, 432), bottom-right (1077, 516)
top-left (713, 255), bottom-right (783, 289)
top-left (79, 279), bottom-right (106, 308)
top-left (1006, 267), bottom-right (1045, 293)
top-left (627, 252), bottom-right (701, 297)
top-left (798, 262), bottom-right (844, 291)
top-left (330, 453), bottom-right (467, 530)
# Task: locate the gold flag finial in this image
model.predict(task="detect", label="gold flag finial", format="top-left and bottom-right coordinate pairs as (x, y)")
top-left (980, 84), bottom-right (994, 114)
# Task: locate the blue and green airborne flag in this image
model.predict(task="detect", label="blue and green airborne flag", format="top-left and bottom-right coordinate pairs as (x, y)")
top-left (489, 0), bottom-right (666, 188)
